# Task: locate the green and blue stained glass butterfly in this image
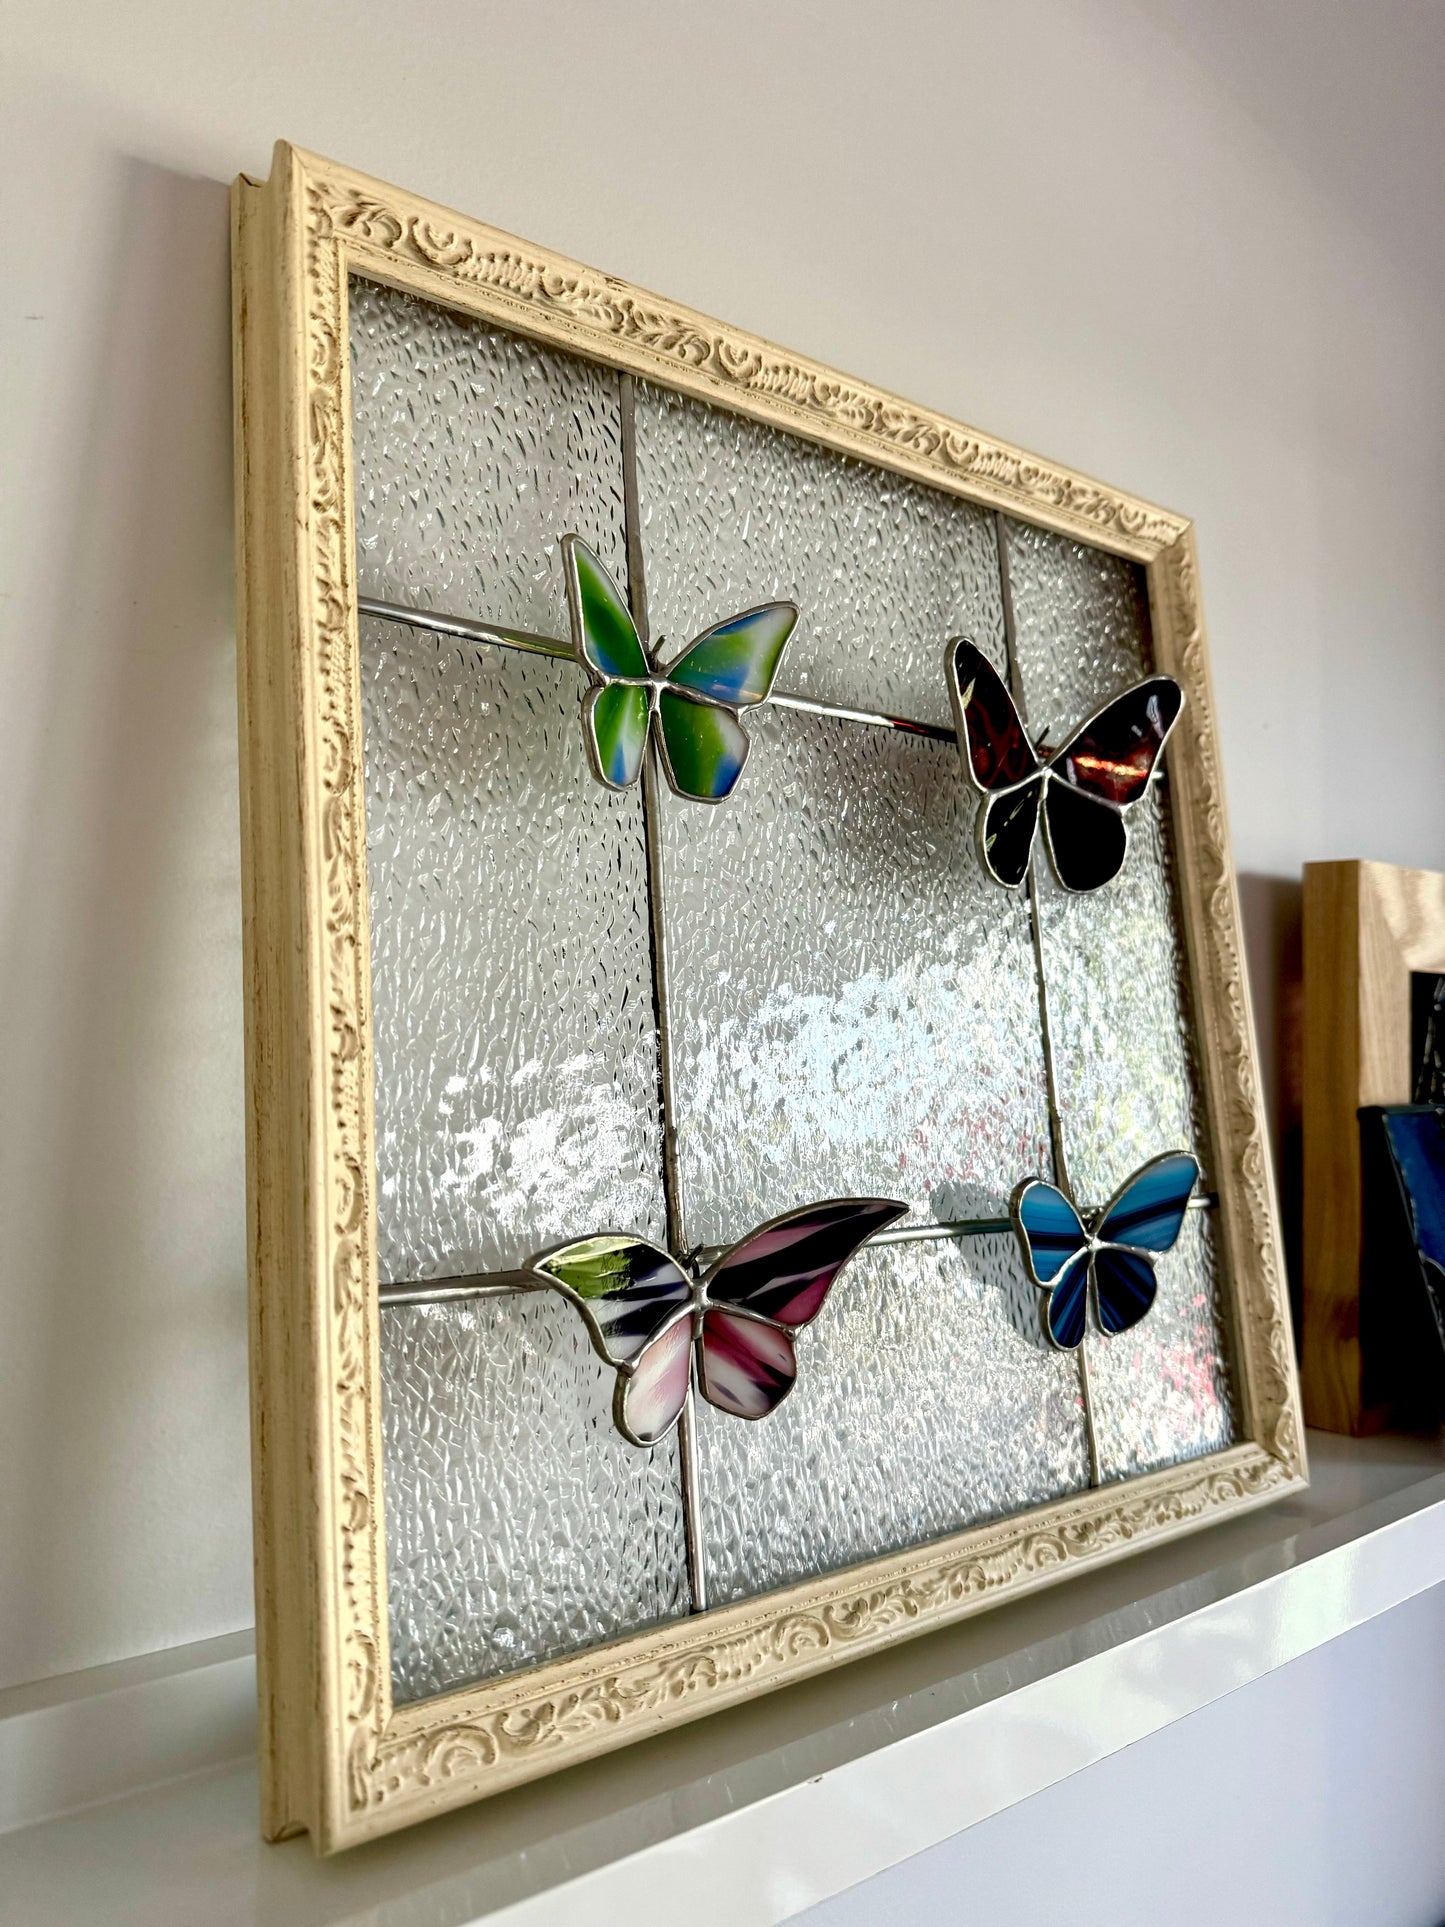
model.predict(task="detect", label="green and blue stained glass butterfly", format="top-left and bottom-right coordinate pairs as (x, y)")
top-left (526, 1197), bottom-right (904, 1446)
top-left (561, 535), bottom-right (799, 803)
top-left (1011, 1151), bottom-right (1200, 1350)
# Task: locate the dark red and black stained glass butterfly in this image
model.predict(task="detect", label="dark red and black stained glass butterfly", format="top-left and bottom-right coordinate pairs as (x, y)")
top-left (945, 639), bottom-right (1184, 893)
top-left (527, 1197), bottom-right (904, 1447)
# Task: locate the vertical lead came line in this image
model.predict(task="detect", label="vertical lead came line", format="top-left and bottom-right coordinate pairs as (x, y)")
top-left (993, 513), bottom-right (1101, 1490)
top-left (620, 374), bottom-right (709, 1612)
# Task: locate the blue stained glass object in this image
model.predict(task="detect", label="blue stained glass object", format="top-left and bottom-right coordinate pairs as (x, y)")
top-left (1382, 1111), bottom-right (1445, 1269)
top-left (1094, 1247), bottom-right (1159, 1335)
top-left (1015, 1184), bottom-right (1087, 1283)
top-left (1012, 1151), bottom-right (1199, 1350)
top-left (1096, 1150), bottom-right (1199, 1251)
top-left (1046, 1252), bottom-right (1090, 1349)
top-left (1379, 1106), bottom-right (1445, 1314)
top-left (1359, 1105), bottom-right (1445, 1417)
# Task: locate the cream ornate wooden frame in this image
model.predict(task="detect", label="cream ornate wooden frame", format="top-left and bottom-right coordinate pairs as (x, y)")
top-left (231, 141), bottom-right (1306, 1854)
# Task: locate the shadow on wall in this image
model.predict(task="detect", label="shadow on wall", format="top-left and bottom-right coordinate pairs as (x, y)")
top-left (0, 155), bottom-right (249, 1683)
top-left (1237, 873), bottom-right (1303, 1349)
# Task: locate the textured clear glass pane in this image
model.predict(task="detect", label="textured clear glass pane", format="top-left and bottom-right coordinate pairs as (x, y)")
top-left (381, 1299), bottom-right (687, 1702)
top-left (637, 392), bottom-right (1046, 1242)
top-left (351, 279), bottom-right (662, 1277)
top-left (1030, 795), bottom-right (1211, 1195)
top-left (351, 277), bottom-right (628, 634)
top-left (350, 279), bottom-right (684, 1697)
top-left (635, 398), bottom-right (1081, 1597)
top-left (347, 272), bottom-right (1240, 1683)
top-left (359, 616), bottom-right (664, 1280)
top-left (634, 381), bottom-right (1004, 726)
top-left (1001, 519), bottom-right (1238, 1472)
top-left (1002, 518), bottom-right (1158, 736)
top-left (697, 1235), bottom-right (1089, 1604)
top-left (658, 709), bottom-right (1051, 1248)
top-left (1085, 1210), bottom-right (1236, 1478)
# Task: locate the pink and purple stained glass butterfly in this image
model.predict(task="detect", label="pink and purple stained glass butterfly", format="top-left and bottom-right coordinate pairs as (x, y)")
top-left (1011, 1151), bottom-right (1200, 1350)
top-left (527, 1198), bottom-right (905, 1446)
top-left (946, 639), bottom-right (1184, 893)
top-left (561, 535), bottom-right (798, 803)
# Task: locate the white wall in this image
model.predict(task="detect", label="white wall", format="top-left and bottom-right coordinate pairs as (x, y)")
top-left (1, 0), bottom-right (1441, 1872)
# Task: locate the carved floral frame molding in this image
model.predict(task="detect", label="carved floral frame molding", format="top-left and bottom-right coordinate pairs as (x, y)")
top-left (230, 142), bottom-right (1305, 1853)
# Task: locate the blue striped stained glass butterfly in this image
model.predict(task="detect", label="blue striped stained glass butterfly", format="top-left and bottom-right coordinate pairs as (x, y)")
top-left (1010, 1151), bottom-right (1200, 1350)
top-left (561, 535), bottom-right (798, 803)
top-left (526, 1197), bottom-right (904, 1446)
top-left (946, 639), bottom-right (1184, 892)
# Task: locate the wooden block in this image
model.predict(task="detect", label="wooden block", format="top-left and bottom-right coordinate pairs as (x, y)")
top-left (1302, 861), bottom-right (1445, 1433)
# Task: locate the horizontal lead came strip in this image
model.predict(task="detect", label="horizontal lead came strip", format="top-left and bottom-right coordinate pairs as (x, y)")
top-left (769, 692), bottom-right (956, 744)
top-left (693, 1194), bottom-right (1217, 1270)
top-left (357, 594), bottom-right (958, 743)
top-left (376, 1197), bottom-right (1218, 1309)
top-left (357, 595), bottom-right (570, 662)
top-left (378, 1270), bottom-right (540, 1309)
top-left (357, 594), bottom-right (1178, 775)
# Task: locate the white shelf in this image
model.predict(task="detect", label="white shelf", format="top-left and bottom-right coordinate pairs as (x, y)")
top-left (4, 1431), bottom-right (1444, 1926)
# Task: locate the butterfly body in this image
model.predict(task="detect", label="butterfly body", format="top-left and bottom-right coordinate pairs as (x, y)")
top-left (562, 535), bottom-right (798, 803)
top-left (529, 1197), bottom-right (905, 1446)
top-left (1011, 1151), bottom-right (1199, 1350)
top-left (946, 638), bottom-right (1184, 893)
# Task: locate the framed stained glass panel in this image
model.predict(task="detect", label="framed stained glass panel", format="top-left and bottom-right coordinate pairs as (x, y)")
top-left (232, 143), bottom-right (1304, 1853)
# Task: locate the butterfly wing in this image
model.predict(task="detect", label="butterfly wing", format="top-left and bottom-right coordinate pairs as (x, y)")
top-left (1041, 677), bottom-right (1183, 892)
top-left (664, 603), bottom-right (798, 707)
top-left (1087, 1151), bottom-right (1197, 1341)
top-left (561, 535), bottom-right (649, 679)
top-left (703, 1197), bottom-right (907, 1328)
top-left (1052, 677), bottom-right (1184, 807)
top-left (1012, 1179), bottom-right (1090, 1351)
top-left (1091, 1248), bottom-right (1158, 1337)
top-left (655, 687), bottom-right (751, 801)
top-left (583, 682), bottom-right (650, 790)
top-left (980, 778), bottom-right (1044, 888)
top-left (1011, 1178), bottom-right (1088, 1286)
top-left (1044, 1249), bottom-right (1091, 1349)
top-left (529, 1233), bottom-right (692, 1368)
top-left (1095, 1151), bottom-right (1199, 1252)
top-left (948, 640), bottom-right (1044, 887)
top-left (618, 1312), bottom-right (694, 1445)
top-left (1041, 779), bottom-right (1128, 893)
top-left (695, 1197), bottom-right (902, 1422)
top-left (698, 1308), bottom-right (797, 1419)
top-left (946, 640), bottom-right (1040, 792)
